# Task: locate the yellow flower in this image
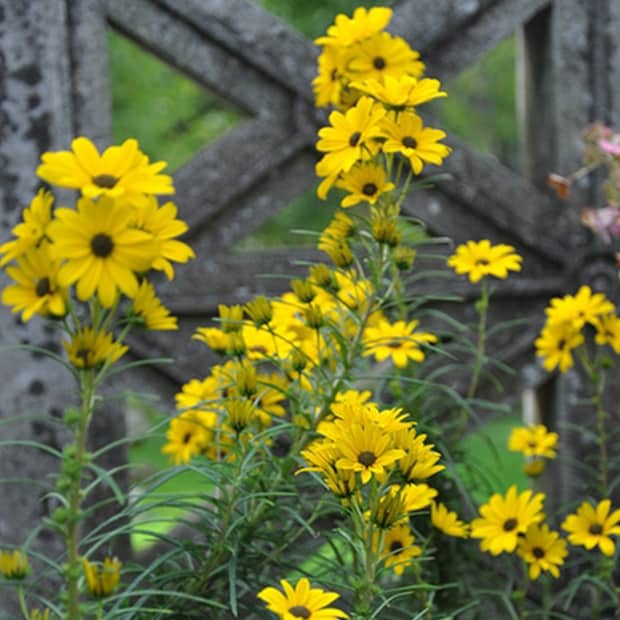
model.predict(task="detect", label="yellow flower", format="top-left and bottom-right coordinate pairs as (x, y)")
top-left (175, 375), bottom-right (220, 411)
top-left (470, 485), bottom-right (545, 555)
top-left (334, 423), bottom-right (404, 484)
top-left (594, 313), bottom-right (620, 352)
top-left (2, 243), bottom-right (67, 321)
top-left (523, 458), bottom-right (546, 477)
top-left (545, 285), bottom-right (614, 330)
top-left (161, 409), bottom-right (217, 465)
top-left (350, 75), bottom-right (447, 109)
top-left (258, 577), bottom-right (348, 620)
top-left (447, 239), bottom-right (522, 283)
top-left (518, 523), bottom-right (567, 580)
top-left (315, 6), bottom-right (392, 48)
top-left (0, 189), bottom-right (53, 266)
top-left (362, 319), bottom-right (437, 368)
top-left (63, 327), bottom-right (128, 369)
top-left (48, 196), bottom-right (157, 307)
top-left (374, 523), bottom-right (422, 576)
top-left (394, 429), bottom-right (444, 482)
top-left (336, 162), bottom-right (394, 207)
top-left (131, 198), bottom-right (195, 279)
top-left (82, 556), bottom-right (122, 598)
top-left (245, 295), bottom-right (273, 327)
top-left (346, 32), bottom-right (424, 82)
top-left (562, 499), bottom-right (620, 556)
top-left (398, 482), bottom-right (438, 512)
top-left (0, 549), bottom-right (29, 580)
top-left (192, 326), bottom-right (231, 355)
top-left (313, 46), bottom-right (347, 108)
top-left (508, 424), bottom-right (558, 459)
top-left (315, 96), bottom-right (385, 195)
top-left (131, 280), bottom-right (177, 330)
top-left (380, 111), bottom-right (450, 174)
top-left (37, 137), bottom-right (174, 206)
top-left (535, 320), bottom-right (583, 373)
top-left (431, 502), bottom-right (469, 538)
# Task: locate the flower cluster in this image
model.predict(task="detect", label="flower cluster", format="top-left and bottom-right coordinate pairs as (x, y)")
top-left (535, 285), bottom-right (620, 373)
top-left (0, 137), bottom-right (194, 369)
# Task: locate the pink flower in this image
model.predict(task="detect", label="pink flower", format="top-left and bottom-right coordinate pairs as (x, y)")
top-left (598, 137), bottom-right (620, 157)
top-left (581, 206), bottom-right (620, 243)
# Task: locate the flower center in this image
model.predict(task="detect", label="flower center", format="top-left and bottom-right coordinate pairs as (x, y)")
top-left (349, 131), bottom-right (362, 147)
top-left (503, 518), bottom-right (518, 532)
top-left (362, 182), bottom-right (378, 196)
top-left (288, 605), bottom-right (311, 619)
top-left (92, 174), bottom-right (119, 189)
top-left (76, 348), bottom-right (92, 365)
top-left (91, 233), bottom-right (114, 258)
top-left (475, 258), bottom-right (490, 266)
top-left (373, 56), bottom-right (386, 70)
top-left (532, 547), bottom-right (545, 559)
top-left (358, 450), bottom-right (377, 467)
top-left (402, 136), bottom-right (417, 149)
top-left (35, 277), bottom-right (51, 297)
top-left (390, 540), bottom-right (404, 553)
top-left (589, 523), bottom-right (603, 535)
top-left (386, 339), bottom-right (403, 349)
top-left (182, 432), bottom-right (192, 444)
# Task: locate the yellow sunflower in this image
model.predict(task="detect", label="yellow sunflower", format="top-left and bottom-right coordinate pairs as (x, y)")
top-left (562, 499), bottom-right (620, 556)
top-left (594, 313), bottom-right (620, 352)
top-left (431, 501), bottom-right (469, 538)
top-left (313, 46), bottom-right (347, 108)
top-left (161, 409), bottom-right (217, 465)
top-left (48, 196), bottom-right (157, 307)
top-left (545, 285), bottom-right (614, 330)
top-left (258, 578), bottom-right (348, 620)
top-left (350, 75), bottom-right (447, 109)
top-left (37, 137), bottom-right (174, 206)
top-left (334, 422), bottom-right (404, 484)
top-left (447, 239), bottom-right (523, 283)
top-left (470, 485), bottom-right (545, 555)
top-left (535, 320), bottom-right (584, 373)
top-left (380, 111), bottom-right (450, 174)
top-left (0, 549), bottom-right (29, 580)
top-left (130, 280), bottom-right (177, 330)
top-left (362, 319), bottom-right (437, 368)
top-left (375, 522), bottom-right (422, 576)
top-left (508, 424), bottom-right (558, 459)
top-left (131, 198), bottom-right (195, 280)
top-left (346, 32), bottom-right (424, 82)
top-left (394, 429), bottom-right (444, 482)
top-left (2, 243), bottom-right (67, 321)
top-left (82, 556), bottom-right (122, 598)
top-left (315, 6), bottom-right (392, 48)
top-left (336, 162), bottom-right (395, 207)
top-left (517, 523), bottom-right (567, 580)
top-left (175, 374), bottom-right (221, 411)
top-left (63, 327), bottom-right (128, 369)
top-left (0, 189), bottom-right (53, 266)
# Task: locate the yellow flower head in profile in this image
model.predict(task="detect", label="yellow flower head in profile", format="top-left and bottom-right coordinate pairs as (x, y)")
top-left (431, 501), bottom-right (469, 538)
top-left (161, 409), bottom-right (218, 465)
top-left (374, 522), bottom-right (422, 576)
top-left (562, 499), bottom-right (620, 557)
top-left (82, 556), bottom-right (122, 598)
top-left (131, 198), bottom-right (195, 280)
top-left (313, 46), bottom-right (347, 108)
top-left (535, 320), bottom-right (583, 373)
top-left (0, 549), bottom-right (29, 580)
top-left (394, 429), bottom-right (444, 482)
top-left (362, 319), bottom-right (437, 368)
top-left (350, 75), bottom-right (447, 109)
top-left (594, 313), bottom-right (620, 353)
top-left (470, 485), bottom-right (545, 555)
top-left (517, 523), bottom-right (567, 580)
top-left (0, 189), bottom-right (53, 266)
top-left (48, 196), bottom-right (157, 308)
top-left (37, 137), bottom-right (174, 206)
top-left (64, 327), bottom-right (128, 370)
top-left (336, 161), bottom-right (395, 207)
top-left (381, 111), bottom-right (450, 175)
top-left (2, 243), bottom-right (67, 321)
top-left (447, 239), bottom-right (523, 283)
top-left (545, 285), bottom-right (614, 330)
top-left (508, 424), bottom-right (558, 459)
top-left (131, 280), bottom-right (177, 330)
top-left (347, 32), bottom-right (425, 82)
top-left (315, 6), bottom-right (392, 48)
top-left (334, 422), bottom-right (405, 484)
top-left (258, 577), bottom-right (348, 620)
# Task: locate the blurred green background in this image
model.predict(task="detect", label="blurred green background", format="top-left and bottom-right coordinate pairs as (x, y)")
top-left (108, 1), bottom-right (524, 549)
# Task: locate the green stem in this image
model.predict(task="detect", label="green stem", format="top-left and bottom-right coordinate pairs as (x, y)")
top-left (65, 370), bottom-right (96, 620)
top-left (593, 370), bottom-right (608, 496)
top-left (467, 279), bottom-right (489, 401)
top-left (18, 586), bottom-right (29, 620)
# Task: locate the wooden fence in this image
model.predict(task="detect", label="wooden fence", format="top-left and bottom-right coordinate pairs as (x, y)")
top-left (1, 0), bottom-right (619, 599)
